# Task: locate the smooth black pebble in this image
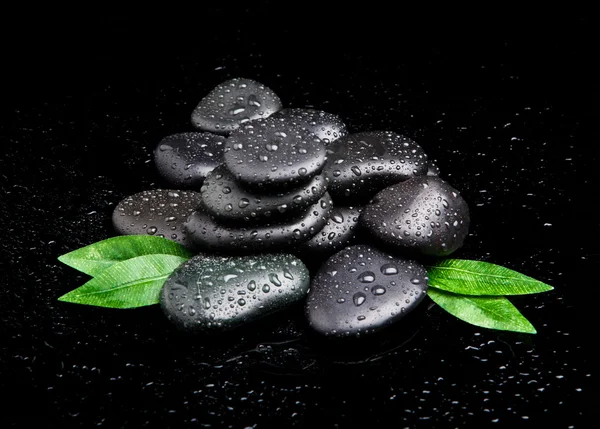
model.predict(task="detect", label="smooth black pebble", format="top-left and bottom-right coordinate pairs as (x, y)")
top-left (112, 189), bottom-right (201, 247)
top-left (223, 121), bottom-right (326, 189)
top-left (160, 253), bottom-right (310, 332)
top-left (323, 131), bottom-right (428, 203)
top-left (153, 132), bottom-right (226, 187)
top-left (296, 206), bottom-right (362, 255)
top-left (200, 164), bottom-right (327, 223)
top-left (305, 244), bottom-right (428, 337)
top-left (360, 176), bottom-right (470, 256)
top-left (191, 78), bottom-right (282, 134)
top-left (270, 108), bottom-right (348, 144)
top-left (184, 193), bottom-right (333, 253)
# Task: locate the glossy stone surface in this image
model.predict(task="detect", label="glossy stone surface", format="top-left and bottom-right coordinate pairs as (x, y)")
top-left (200, 164), bottom-right (327, 223)
top-left (160, 253), bottom-right (310, 332)
top-left (270, 108), bottom-right (348, 144)
top-left (360, 176), bottom-right (470, 256)
top-left (296, 206), bottom-right (362, 255)
top-left (184, 193), bottom-right (333, 253)
top-left (191, 78), bottom-right (282, 134)
top-left (323, 131), bottom-right (429, 203)
top-left (223, 122), bottom-right (326, 189)
top-left (112, 189), bottom-right (201, 246)
top-left (153, 132), bottom-right (226, 187)
top-left (305, 244), bottom-right (428, 337)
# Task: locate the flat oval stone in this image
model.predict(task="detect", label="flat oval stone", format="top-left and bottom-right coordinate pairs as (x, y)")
top-left (296, 206), bottom-right (362, 255)
top-left (223, 122), bottom-right (326, 189)
top-left (200, 164), bottom-right (327, 223)
top-left (305, 244), bottom-right (428, 337)
top-left (270, 108), bottom-right (348, 145)
top-left (184, 193), bottom-right (333, 253)
top-left (323, 131), bottom-right (429, 204)
top-left (153, 132), bottom-right (226, 187)
top-left (360, 176), bottom-right (470, 256)
top-left (191, 78), bottom-right (282, 134)
top-left (112, 189), bottom-right (201, 247)
top-left (160, 253), bottom-right (310, 332)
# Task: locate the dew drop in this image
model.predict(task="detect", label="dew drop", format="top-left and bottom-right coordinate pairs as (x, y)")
top-left (353, 292), bottom-right (367, 306)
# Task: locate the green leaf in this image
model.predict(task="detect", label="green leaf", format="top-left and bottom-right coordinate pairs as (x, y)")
top-left (58, 254), bottom-right (188, 308)
top-left (428, 288), bottom-right (537, 334)
top-left (58, 235), bottom-right (193, 277)
top-left (426, 259), bottom-right (553, 296)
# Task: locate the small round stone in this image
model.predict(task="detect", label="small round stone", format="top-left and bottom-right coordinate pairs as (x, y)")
top-left (305, 244), bottom-right (428, 337)
top-left (360, 176), bottom-right (470, 256)
top-left (112, 189), bottom-right (201, 247)
top-left (200, 164), bottom-right (327, 224)
top-left (184, 193), bottom-right (333, 253)
top-left (191, 78), bottom-right (282, 134)
top-left (323, 131), bottom-right (429, 204)
top-left (160, 253), bottom-right (310, 332)
top-left (223, 122), bottom-right (326, 189)
top-left (153, 132), bottom-right (226, 188)
top-left (269, 108), bottom-right (348, 145)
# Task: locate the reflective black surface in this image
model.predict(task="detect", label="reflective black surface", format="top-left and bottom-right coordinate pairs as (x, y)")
top-left (1, 9), bottom-right (596, 428)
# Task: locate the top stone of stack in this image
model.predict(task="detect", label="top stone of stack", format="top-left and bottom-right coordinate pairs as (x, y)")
top-left (191, 78), bottom-right (283, 134)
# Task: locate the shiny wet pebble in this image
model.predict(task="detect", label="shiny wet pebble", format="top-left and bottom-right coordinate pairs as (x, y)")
top-left (323, 131), bottom-right (428, 203)
top-left (153, 132), bottom-right (226, 187)
top-left (270, 108), bottom-right (348, 144)
top-left (112, 189), bottom-right (201, 247)
top-left (360, 176), bottom-right (470, 256)
top-left (160, 253), bottom-right (310, 332)
top-left (223, 121), bottom-right (326, 189)
top-left (191, 78), bottom-right (282, 134)
top-left (305, 244), bottom-right (428, 337)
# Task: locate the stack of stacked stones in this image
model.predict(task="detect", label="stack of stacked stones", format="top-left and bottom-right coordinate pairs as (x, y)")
top-left (112, 78), bottom-right (470, 337)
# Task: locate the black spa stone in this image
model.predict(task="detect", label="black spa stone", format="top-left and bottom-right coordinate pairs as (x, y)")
top-left (323, 131), bottom-right (428, 204)
top-left (223, 121), bottom-right (326, 189)
top-left (270, 108), bottom-right (348, 144)
top-left (184, 193), bottom-right (333, 253)
top-left (200, 164), bottom-right (327, 223)
top-left (296, 206), bottom-right (362, 255)
top-left (153, 132), bottom-right (226, 188)
top-left (191, 78), bottom-right (282, 134)
top-left (112, 189), bottom-right (201, 247)
top-left (305, 244), bottom-right (428, 337)
top-left (360, 176), bottom-right (470, 256)
top-left (160, 253), bottom-right (310, 332)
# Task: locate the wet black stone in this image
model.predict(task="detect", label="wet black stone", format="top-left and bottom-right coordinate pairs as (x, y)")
top-left (305, 244), bottom-right (428, 337)
top-left (360, 176), bottom-right (470, 256)
top-left (200, 164), bottom-right (327, 224)
top-left (223, 121), bottom-right (326, 189)
top-left (153, 132), bottom-right (226, 188)
top-left (323, 131), bottom-right (429, 204)
top-left (184, 193), bottom-right (333, 253)
top-left (191, 78), bottom-right (282, 134)
top-left (160, 253), bottom-right (310, 332)
top-left (270, 108), bottom-right (348, 144)
top-left (296, 206), bottom-right (362, 256)
top-left (112, 189), bottom-right (201, 247)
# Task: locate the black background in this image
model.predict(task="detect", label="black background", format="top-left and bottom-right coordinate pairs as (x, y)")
top-left (1, 7), bottom-right (597, 428)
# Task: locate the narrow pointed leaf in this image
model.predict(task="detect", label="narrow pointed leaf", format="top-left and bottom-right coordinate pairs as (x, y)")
top-left (426, 259), bottom-right (553, 296)
top-left (428, 288), bottom-right (536, 334)
top-left (58, 235), bottom-right (193, 277)
top-left (58, 254), bottom-right (188, 308)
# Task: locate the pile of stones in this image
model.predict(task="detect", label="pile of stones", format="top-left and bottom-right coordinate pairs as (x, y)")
top-left (112, 78), bottom-right (470, 337)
